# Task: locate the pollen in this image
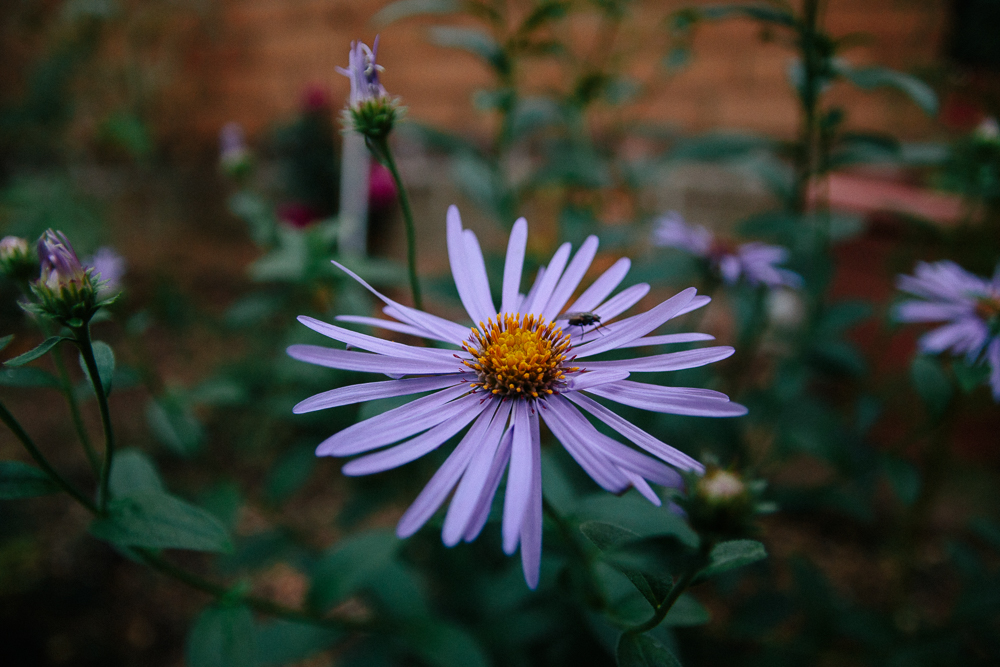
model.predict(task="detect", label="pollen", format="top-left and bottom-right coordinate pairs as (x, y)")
top-left (463, 313), bottom-right (577, 400)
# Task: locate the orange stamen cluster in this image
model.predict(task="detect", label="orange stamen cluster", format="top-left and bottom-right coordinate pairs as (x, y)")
top-left (463, 314), bottom-right (576, 399)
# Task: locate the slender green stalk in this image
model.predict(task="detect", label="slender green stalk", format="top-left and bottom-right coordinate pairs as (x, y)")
top-left (52, 344), bottom-right (101, 475)
top-left (369, 137), bottom-right (423, 311)
top-left (0, 400), bottom-right (98, 513)
top-left (75, 325), bottom-right (115, 512)
top-left (624, 540), bottom-right (713, 635)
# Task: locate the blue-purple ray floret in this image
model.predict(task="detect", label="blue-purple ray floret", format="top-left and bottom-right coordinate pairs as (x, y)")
top-left (38, 229), bottom-right (87, 291)
top-left (289, 206), bottom-right (748, 588)
top-left (895, 260), bottom-right (1000, 401)
top-left (653, 212), bottom-right (803, 289)
top-left (336, 37), bottom-right (388, 107)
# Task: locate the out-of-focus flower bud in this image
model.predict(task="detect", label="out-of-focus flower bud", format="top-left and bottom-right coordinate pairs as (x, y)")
top-left (219, 122), bottom-right (253, 179)
top-left (974, 117), bottom-right (1000, 144)
top-left (0, 236), bottom-right (38, 283)
top-left (27, 230), bottom-right (107, 327)
top-left (681, 466), bottom-right (772, 541)
top-left (336, 37), bottom-right (403, 142)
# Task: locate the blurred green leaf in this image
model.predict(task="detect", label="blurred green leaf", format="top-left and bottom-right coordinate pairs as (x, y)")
top-left (187, 605), bottom-right (257, 667)
top-left (308, 529), bottom-right (400, 612)
top-left (109, 449), bottom-right (164, 498)
top-left (697, 540), bottom-right (767, 580)
top-left (662, 594), bottom-right (710, 626)
top-left (0, 367), bottom-right (60, 387)
top-left (836, 64), bottom-right (938, 115)
top-left (189, 378), bottom-right (249, 407)
top-left (816, 301), bottom-right (872, 337)
top-left (4, 336), bottom-right (67, 367)
top-left (697, 3), bottom-right (797, 27)
top-left (250, 227), bottom-right (308, 283)
top-left (0, 335), bottom-right (12, 352)
top-left (146, 394), bottom-right (205, 456)
top-left (90, 490), bottom-right (232, 552)
top-left (256, 619), bottom-right (342, 667)
top-left (372, 0), bottom-right (461, 26)
top-left (0, 461), bottom-right (60, 499)
top-left (429, 26), bottom-right (507, 73)
top-left (882, 456), bottom-right (920, 507)
top-left (668, 132), bottom-right (774, 163)
top-left (405, 619), bottom-right (489, 667)
top-left (952, 359), bottom-right (989, 393)
top-left (575, 492), bottom-right (699, 546)
top-left (581, 521), bottom-right (674, 607)
top-left (265, 445), bottom-right (316, 506)
top-left (98, 111), bottom-right (153, 158)
top-left (199, 482), bottom-right (243, 531)
top-left (910, 356), bottom-right (952, 418)
top-left (79, 340), bottom-right (115, 396)
top-left (616, 632), bottom-right (682, 667)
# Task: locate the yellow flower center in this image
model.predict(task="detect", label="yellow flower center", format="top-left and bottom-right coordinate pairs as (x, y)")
top-left (463, 314), bottom-right (576, 399)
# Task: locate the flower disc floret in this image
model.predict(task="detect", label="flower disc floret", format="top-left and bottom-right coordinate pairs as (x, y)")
top-left (463, 314), bottom-right (577, 399)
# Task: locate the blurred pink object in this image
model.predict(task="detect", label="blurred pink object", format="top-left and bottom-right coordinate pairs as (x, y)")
top-left (300, 84), bottom-right (331, 113)
top-left (368, 163), bottom-right (397, 210)
top-left (278, 201), bottom-right (320, 229)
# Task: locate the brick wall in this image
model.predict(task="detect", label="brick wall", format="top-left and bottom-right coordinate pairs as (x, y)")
top-left (174, 0), bottom-right (949, 150)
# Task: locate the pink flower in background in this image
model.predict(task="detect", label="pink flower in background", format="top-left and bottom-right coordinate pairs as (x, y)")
top-left (895, 260), bottom-right (1000, 401)
top-left (289, 206), bottom-right (746, 587)
top-left (300, 84), bottom-right (331, 113)
top-left (368, 163), bottom-right (397, 210)
top-left (277, 201), bottom-right (321, 229)
top-left (653, 212), bottom-right (803, 289)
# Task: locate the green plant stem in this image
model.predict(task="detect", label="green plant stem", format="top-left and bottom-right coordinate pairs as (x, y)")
top-left (53, 344), bottom-right (101, 475)
top-left (625, 540), bottom-right (713, 635)
top-left (75, 325), bottom-right (115, 512)
top-left (136, 548), bottom-right (375, 631)
top-left (369, 136), bottom-right (423, 311)
top-left (0, 400), bottom-right (99, 513)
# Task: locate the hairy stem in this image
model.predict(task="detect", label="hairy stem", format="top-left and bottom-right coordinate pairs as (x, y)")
top-left (75, 325), bottom-right (116, 512)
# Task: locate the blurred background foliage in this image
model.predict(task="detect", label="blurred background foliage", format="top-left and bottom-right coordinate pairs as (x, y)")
top-left (2, 0), bottom-right (1000, 666)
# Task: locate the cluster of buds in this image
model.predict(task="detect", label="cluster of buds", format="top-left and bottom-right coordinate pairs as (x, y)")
top-left (679, 466), bottom-right (773, 541)
top-left (5, 230), bottom-right (121, 328)
top-left (0, 236), bottom-right (38, 283)
top-left (337, 37), bottom-right (403, 142)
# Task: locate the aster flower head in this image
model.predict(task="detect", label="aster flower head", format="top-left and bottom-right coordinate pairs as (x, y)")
top-left (895, 260), bottom-right (1000, 401)
top-left (28, 230), bottom-right (104, 327)
top-left (336, 37), bottom-right (402, 140)
top-left (289, 206), bottom-right (747, 588)
top-left (653, 213), bottom-right (803, 290)
top-left (0, 236), bottom-right (37, 282)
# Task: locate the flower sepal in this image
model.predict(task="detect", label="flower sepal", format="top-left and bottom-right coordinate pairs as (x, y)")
top-left (678, 464), bottom-right (772, 542)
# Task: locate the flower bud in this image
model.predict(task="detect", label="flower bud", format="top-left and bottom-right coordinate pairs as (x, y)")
top-left (27, 230), bottom-right (102, 327)
top-left (337, 37), bottom-right (403, 141)
top-left (219, 122), bottom-right (253, 179)
top-left (681, 466), bottom-right (771, 540)
top-left (0, 236), bottom-right (37, 282)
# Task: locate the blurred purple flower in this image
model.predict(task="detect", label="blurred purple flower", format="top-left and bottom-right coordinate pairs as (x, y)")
top-left (86, 247), bottom-right (126, 294)
top-left (895, 260), bottom-right (1000, 400)
top-left (336, 37), bottom-right (387, 108)
top-left (289, 206), bottom-right (747, 588)
top-left (219, 122), bottom-right (246, 162)
top-left (653, 213), bottom-right (803, 289)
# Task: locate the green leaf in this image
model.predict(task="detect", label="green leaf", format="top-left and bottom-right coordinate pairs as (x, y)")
top-left (79, 341), bottom-right (115, 396)
top-left (882, 456), bottom-right (920, 507)
top-left (616, 632), bottom-right (683, 667)
top-left (187, 605), bottom-right (258, 667)
top-left (372, 0), bottom-right (460, 26)
top-left (90, 490), bottom-right (232, 552)
top-left (405, 619), bottom-right (489, 667)
top-left (697, 3), bottom-right (796, 27)
top-left (837, 64), bottom-right (938, 115)
top-left (698, 540), bottom-right (767, 580)
top-left (952, 359), bottom-right (989, 394)
top-left (0, 367), bottom-right (60, 388)
top-left (662, 594), bottom-right (711, 626)
top-left (0, 335), bottom-right (12, 352)
top-left (256, 619), bottom-right (342, 667)
top-left (264, 445), bottom-right (316, 506)
top-left (0, 461), bottom-right (60, 499)
top-left (307, 530), bottom-right (400, 612)
top-left (109, 449), bottom-right (164, 498)
top-left (910, 356), bottom-right (953, 417)
top-left (4, 336), bottom-right (67, 367)
top-left (146, 394), bottom-right (205, 456)
top-left (428, 26), bottom-right (507, 73)
top-left (581, 522), bottom-right (676, 607)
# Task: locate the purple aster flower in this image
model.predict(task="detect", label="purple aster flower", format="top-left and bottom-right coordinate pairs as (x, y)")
top-left (289, 206), bottom-right (747, 588)
top-left (336, 37), bottom-right (388, 108)
top-left (86, 246), bottom-right (126, 294)
top-left (895, 260), bottom-right (1000, 400)
top-left (653, 213), bottom-right (803, 289)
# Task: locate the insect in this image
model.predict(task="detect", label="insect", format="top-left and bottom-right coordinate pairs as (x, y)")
top-left (557, 311), bottom-right (606, 339)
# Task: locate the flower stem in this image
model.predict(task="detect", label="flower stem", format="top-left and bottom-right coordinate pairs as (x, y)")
top-left (75, 325), bottom-right (115, 512)
top-left (368, 136), bottom-right (423, 311)
top-left (53, 342), bottom-right (101, 475)
top-left (0, 400), bottom-right (99, 513)
top-left (624, 540), bottom-right (713, 635)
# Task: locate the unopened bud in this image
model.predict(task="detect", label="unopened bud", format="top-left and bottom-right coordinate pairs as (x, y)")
top-left (337, 37), bottom-right (403, 141)
top-left (682, 466), bottom-right (769, 540)
top-left (0, 236), bottom-right (37, 282)
top-left (27, 230), bottom-right (106, 327)
top-left (219, 122), bottom-right (253, 179)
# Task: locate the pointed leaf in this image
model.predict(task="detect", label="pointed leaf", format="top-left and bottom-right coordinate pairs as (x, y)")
top-left (697, 540), bottom-right (767, 581)
top-left (4, 336), bottom-right (68, 367)
top-left (256, 619), bottom-right (342, 667)
top-left (581, 521), bottom-right (675, 607)
top-left (90, 490), bottom-right (232, 552)
top-left (616, 633), bottom-right (683, 667)
top-left (373, 0), bottom-right (461, 26)
top-left (0, 335), bottom-right (12, 352)
top-left (0, 461), bottom-right (60, 499)
top-left (109, 449), bottom-right (164, 498)
top-left (0, 367), bottom-right (60, 387)
top-left (837, 64), bottom-right (938, 115)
